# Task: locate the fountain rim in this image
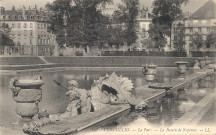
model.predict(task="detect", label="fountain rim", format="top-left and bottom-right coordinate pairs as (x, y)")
top-left (175, 61), bottom-right (189, 64)
top-left (141, 64), bottom-right (158, 68)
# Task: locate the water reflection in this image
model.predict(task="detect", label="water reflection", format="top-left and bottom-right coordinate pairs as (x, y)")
top-left (0, 69), bottom-right (215, 129)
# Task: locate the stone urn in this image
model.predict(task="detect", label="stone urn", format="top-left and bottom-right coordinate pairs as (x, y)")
top-left (205, 56), bottom-right (211, 66)
top-left (142, 64), bottom-right (158, 83)
top-left (193, 60), bottom-right (200, 70)
top-left (198, 58), bottom-right (205, 69)
top-left (175, 61), bottom-right (188, 79)
top-left (10, 75), bottom-right (44, 121)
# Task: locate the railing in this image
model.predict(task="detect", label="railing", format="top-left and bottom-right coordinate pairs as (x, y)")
top-left (190, 51), bottom-right (216, 57)
top-left (101, 51), bottom-right (187, 57)
top-left (0, 45), bottom-right (55, 56)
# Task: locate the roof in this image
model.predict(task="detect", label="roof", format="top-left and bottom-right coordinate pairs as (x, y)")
top-left (189, 0), bottom-right (216, 19)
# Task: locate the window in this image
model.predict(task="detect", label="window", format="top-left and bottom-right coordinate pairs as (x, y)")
top-left (174, 36), bottom-right (177, 41)
top-left (38, 24), bottom-right (40, 29)
top-left (198, 28), bottom-right (202, 32)
top-left (206, 43), bottom-right (210, 48)
top-left (11, 32), bottom-right (15, 36)
top-left (30, 30), bottom-right (33, 36)
top-left (41, 24), bottom-right (43, 29)
top-left (24, 23), bottom-right (27, 28)
top-left (149, 24), bottom-right (152, 28)
top-left (189, 43), bottom-right (193, 48)
top-left (24, 30), bottom-right (27, 36)
top-left (198, 20), bottom-right (202, 25)
top-left (18, 23), bottom-right (21, 28)
top-left (30, 23), bottom-right (33, 28)
top-left (30, 39), bottom-right (32, 44)
top-left (189, 27), bottom-right (193, 32)
top-left (207, 27), bottom-right (211, 32)
top-left (12, 23), bottom-right (15, 28)
top-left (189, 35), bottom-right (193, 41)
top-left (18, 31), bottom-right (21, 36)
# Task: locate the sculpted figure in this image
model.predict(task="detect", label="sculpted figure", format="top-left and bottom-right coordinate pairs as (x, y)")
top-left (193, 60), bottom-right (200, 70)
top-left (49, 80), bottom-right (91, 121)
top-left (89, 72), bottom-right (147, 111)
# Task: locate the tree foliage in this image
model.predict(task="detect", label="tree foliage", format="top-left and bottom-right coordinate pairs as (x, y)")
top-left (205, 32), bottom-right (216, 48)
top-left (150, 0), bottom-right (188, 49)
top-left (46, 0), bottom-right (112, 49)
top-left (112, 0), bottom-right (139, 46)
top-left (0, 23), bottom-right (15, 46)
top-left (173, 22), bottom-right (186, 51)
top-left (192, 33), bottom-right (204, 49)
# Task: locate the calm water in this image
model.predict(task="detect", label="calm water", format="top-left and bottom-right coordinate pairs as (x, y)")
top-left (0, 68), bottom-right (215, 128)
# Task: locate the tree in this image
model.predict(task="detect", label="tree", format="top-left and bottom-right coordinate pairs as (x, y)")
top-left (151, 0), bottom-right (188, 49)
top-left (0, 23), bottom-right (15, 46)
top-left (192, 33), bottom-right (204, 49)
top-left (46, 0), bottom-right (112, 51)
top-left (113, 0), bottom-right (139, 47)
top-left (148, 24), bottom-right (169, 50)
top-left (173, 22), bottom-right (186, 51)
top-left (205, 32), bottom-right (216, 48)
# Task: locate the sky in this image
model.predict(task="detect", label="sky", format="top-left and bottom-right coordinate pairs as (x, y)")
top-left (1, 0), bottom-right (216, 14)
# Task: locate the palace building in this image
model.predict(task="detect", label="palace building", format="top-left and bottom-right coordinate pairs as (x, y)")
top-left (172, 0), bottom-right (216, 55)
top-left (0, 5), bottom-right (59, 56)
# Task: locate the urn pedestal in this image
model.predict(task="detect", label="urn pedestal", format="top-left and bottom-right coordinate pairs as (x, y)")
top-left (175, 61), bottom-right (188, 79)
top-left (142, 64), bottom-right (158, 84)
top-left (11, 76), bottom-right (44, 122)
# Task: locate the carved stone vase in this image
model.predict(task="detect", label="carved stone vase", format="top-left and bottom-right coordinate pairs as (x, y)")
top-left (205, 56), bottom-right (211, 66)
top-left (175, 61), bottom-right (188, 79)
top-left (198, 58), bottom-right (206, 69)
top-left (11, 76), bottom-right (44, 121)
top-left (142, 64), bottom-right (158, 83)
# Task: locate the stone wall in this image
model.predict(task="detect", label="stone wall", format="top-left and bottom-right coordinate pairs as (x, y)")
top-left (1, 56), bottom-right (215, 67)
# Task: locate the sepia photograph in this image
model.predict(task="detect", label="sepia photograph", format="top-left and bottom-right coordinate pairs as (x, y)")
top-left (0, 0), bottom-right (216, 134)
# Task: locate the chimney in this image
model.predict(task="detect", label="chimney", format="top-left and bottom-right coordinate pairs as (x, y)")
top-left (146, 7), bottom-right (148, 19)
top-left (22, 6), bottom-right (26, 19)
top-left (12, 5), bottom-right (15, 10)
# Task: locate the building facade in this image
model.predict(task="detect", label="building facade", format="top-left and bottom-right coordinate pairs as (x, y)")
top-left (172, 0), bottom-right (216, 55)
top-left (136, 6), bottom-right (152, 51)
top-left (0, 5), bottom-right (59, 56)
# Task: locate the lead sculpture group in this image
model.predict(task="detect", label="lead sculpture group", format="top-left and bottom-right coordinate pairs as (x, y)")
top-left (22, 72), bottom-right (147, 132)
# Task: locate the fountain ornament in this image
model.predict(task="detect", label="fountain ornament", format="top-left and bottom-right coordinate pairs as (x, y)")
top-left (198, 57), bottom-right (206, 69)
top-left (175, 61), bottom-right (188, 79)
top-left (193, 60), bottom-right (200, 70)
top-left (22, 72), bottom-right (147, 134)
top-left (142, 63), bottom-right (158, 83)
top-left (10, 75), bottom-right (44, 122)
top-left (205, 56), bottom-right (211, 66)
